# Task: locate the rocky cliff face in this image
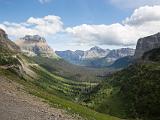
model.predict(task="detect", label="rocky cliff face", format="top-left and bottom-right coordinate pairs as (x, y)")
top-left (16, 35), bottom-right (57, 58)
top-left (134, 33), bottom-right (160, 58)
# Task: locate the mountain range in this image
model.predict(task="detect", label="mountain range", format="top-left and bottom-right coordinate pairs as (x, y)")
top-left (14, 34), bottom-right (135, 68)
top-left (56, 47), bottom-right (135, 67)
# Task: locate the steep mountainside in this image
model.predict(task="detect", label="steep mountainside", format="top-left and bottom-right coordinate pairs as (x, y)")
top-left (109, 56), bottom-right (134, 69)
top-left (0, 28), bottom-right (21, 70)
top-left (16, 35), bottom-right (58, 58)
top-left (134, 32), bottom-right (160, 58)
top-left (0, 29), bottom-right (20, 52)
top-left (142, 47), bottom-right (160, 61)
top-left (56, 47), bottom-right (135, 68)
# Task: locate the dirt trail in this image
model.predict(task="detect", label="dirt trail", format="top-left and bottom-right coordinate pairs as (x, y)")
top-left (0, 76), bottom-right (83, 120)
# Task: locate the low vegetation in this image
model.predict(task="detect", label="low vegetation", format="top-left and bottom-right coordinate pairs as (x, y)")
top-left (0, 65), bottom-right (120, 120)
top-left (32, 56), bottom-right (114, 82)
top-left (78, 48), bottom-right (160, 120)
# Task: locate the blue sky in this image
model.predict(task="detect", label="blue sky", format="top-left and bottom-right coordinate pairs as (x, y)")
top-left (0, 0), bottom-right (160, 50)
top-left (0, 0), bottom-right (131, 26)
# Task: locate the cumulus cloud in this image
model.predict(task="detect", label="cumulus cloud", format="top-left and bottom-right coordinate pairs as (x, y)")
top-left (123, 6), bottom-right (160, 25)
top-left (66, 24), bottom-right (140, 46)
top-left (0, 15), bottom-right (63, 37)
top-left (1, 5), bottom-right (160, 48)
top-left (66, 5), bottom-right (160, 46)
top-left (39, 0), bottom-right (52, 4)
top-left (110, 0), bottom-right (160, 9)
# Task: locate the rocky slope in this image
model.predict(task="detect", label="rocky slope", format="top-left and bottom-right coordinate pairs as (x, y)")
top-left (16, 35), bottom-right (58, 58)
top-left (134, 32), bottom-right (160, 58)
top-left (0, 76), bottom-right (83, 120)
top-left (56, 47), bottom-right (135, 67)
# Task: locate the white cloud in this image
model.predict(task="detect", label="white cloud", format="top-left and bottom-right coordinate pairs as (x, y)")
top-left (123, 6), bottom-right (160, 25)
top-left (66, 5), bottom-right (160, 46)
top-left (0, 15), bottom-right (63, 37)
top-left (39, 0), bottom-right (52, 4)
top-left (1, 5), bottom-right (160, 49)
top-left (66, 24), bottom-right (139, 46)
top-left (110, 0), bottom-right (160, 9)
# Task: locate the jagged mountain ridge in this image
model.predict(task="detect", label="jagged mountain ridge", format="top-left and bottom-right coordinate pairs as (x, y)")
top-left (82, 46), bottom-right (110, 59)
top-left (56, 47), bottom-right (135, 67)
top-left (15, 35), bottom-right (58, 58)
top-left (56, 46), bottom-right (110, 61)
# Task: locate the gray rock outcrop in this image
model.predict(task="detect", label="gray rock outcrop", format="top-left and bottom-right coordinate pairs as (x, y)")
top-left (134, 33), bottom-right (160, 58)
top-left (16, 35), bottom-right (58, 58)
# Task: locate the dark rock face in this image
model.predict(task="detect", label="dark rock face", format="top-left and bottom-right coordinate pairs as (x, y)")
top-left (16, 35), bottom-right (57, 58)
top-left (134, 33), bottom-right (160, 58)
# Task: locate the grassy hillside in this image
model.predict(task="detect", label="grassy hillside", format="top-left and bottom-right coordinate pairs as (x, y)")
top-left (32, 56), bottom-right (115, 82)
top-left (83, 48), bottom-right (160, 120)
top-left (79, 81), bottom-right (128, 119)
top-left (0, 55), bottom-right (121, 120)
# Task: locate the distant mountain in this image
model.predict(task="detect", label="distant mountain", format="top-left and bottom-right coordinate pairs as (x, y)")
top-left (82, 46), bottom-right (110, 59)
top-left (56, 47), bottom-right (135, 68)
top-left (56, 46), bottom-right (110, 62)
top-left (15, 35), bottom-right (58, 58)
top-left (105, 48), bottom-right (135, 62)
top-left (109, 56), bottom-right (134, 69)
top-left (134, 32), bottom-right (160, 58)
